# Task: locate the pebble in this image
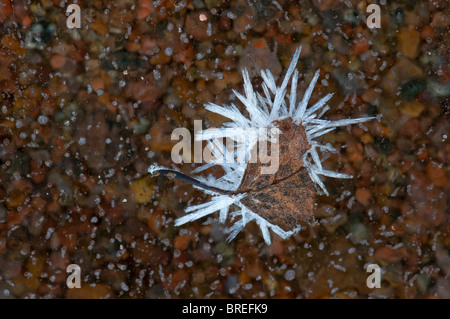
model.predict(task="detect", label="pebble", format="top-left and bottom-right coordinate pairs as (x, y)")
top-left (397, 27), bottom-right (420, 59)
top-left (130, 176), bottom-right (154, 204)
top-left (373, 137), bottom-right (393, 155)
top-left (174, 234), bottom-right (196, 251)
top-left (150, 52), bottom-right (171, 65)
top-left (238, 39), bottom-right (282, 78)
top-left (185, 11), bottom-right (215, 41)
top-left (355, 188), bottom-right (371, 206)
top-left (50, 54), bottom-right (66, 69)
top-left (431, 12), bottom-right (450, 28)
top-left (24, 21), bottom-right (56, 50)
top-left (400, 100), bottom-right (425, 118)
top-left (400, 79), bottom-right (426, 101)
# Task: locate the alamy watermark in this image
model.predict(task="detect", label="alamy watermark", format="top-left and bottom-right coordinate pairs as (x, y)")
top-left (63, 3), bottom-right (380, 30)
top-left (66, 264), bottom-right (81, 288)
top-left (66, 4), bottom-right (81, 29)
top-left (366, 263), bottom-right (381, 289)
top-left (366, 4), bottom-right (381, 29)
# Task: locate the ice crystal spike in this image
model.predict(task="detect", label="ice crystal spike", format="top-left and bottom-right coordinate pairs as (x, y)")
top-left (152, 46), bottom-right (374, 245)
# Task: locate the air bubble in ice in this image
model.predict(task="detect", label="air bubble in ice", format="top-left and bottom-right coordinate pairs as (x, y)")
top-left (38, 115), bottom-right (48, 125)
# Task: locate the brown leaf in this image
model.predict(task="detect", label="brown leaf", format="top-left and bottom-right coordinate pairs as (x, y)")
top-left (233, 118), bottom-right (314, 231)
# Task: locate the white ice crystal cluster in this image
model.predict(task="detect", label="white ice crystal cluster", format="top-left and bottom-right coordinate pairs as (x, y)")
top-left (150, 46), bottom-right (374, 244)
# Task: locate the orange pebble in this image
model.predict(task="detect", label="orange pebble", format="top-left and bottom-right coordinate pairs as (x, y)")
top-left (50, 55), bottom-right (66, 69)
top-left (91, 78), bottom-right (105, 92)
top-left (173, 234), bottom-right (196, 250)
top-left (355, 188), bottom-right (371, 206)
top-left (420, 25), bottom-right (436, 39)
top-left (22, 16), bottom-right (32, 27)
top-left (352, 38), bottom-right (369, 55)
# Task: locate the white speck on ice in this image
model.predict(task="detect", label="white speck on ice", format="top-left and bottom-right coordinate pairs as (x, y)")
top-left (153, 70), bottom-right (161, 80)
top-left (78, 137), bottom-right (86, 145)
top-left (284, 269), bottom-right (296, 281)
top-left (38, 115), bottom-right (48, 125)
top-left (164, 47), bottom-right (173, 56)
